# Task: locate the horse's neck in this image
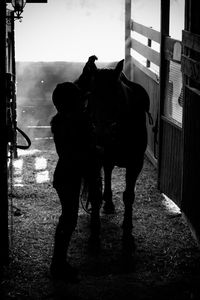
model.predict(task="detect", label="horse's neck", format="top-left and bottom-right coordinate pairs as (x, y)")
top-left (120, 72), bottom-right (132, 86)
top-left (120, 81), bottom-right (131, 108)
top-left (74, 76), bottom-right (89, 94)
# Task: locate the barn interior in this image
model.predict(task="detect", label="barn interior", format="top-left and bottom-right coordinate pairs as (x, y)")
top-left (0, 1), bottom-right (200, 299)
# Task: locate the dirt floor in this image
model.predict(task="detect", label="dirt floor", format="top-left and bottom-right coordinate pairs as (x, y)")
top-left (1, 141), bottom-right (200, 300)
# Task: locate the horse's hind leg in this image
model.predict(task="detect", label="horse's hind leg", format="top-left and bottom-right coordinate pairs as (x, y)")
top-left (122, 161), bottom-right (143, 248)
top-left (103, 162), bottom-right (115, 213)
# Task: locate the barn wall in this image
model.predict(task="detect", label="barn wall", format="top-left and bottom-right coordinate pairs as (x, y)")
top-left (159, 118), bottom-right (182, 206)
top-left (181, 86), bottom-right (200, 238)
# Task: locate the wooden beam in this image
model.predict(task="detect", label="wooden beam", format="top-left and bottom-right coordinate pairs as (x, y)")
top-left (131, 20), bottom-right (161, 44)
top-left (26, 0), bottom-right (47, 2)
top-left (124, 0), bottom-right (132, 79)
top-left (131, 57), bottom-right (159, 83)
top-left (131, 38), bottom-right (160, 66)
top-left (6, 1), bottom-right (47, 3)
top-left (125, 0), bottom-right (132, 79)
top-left (146, 37), bottom-right (152, 68)
top-left (0, 0), bottom-right (9, 268)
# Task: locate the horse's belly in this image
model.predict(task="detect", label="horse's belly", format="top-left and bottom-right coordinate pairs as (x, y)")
top-left (104, 134), bottom-right (147, 167)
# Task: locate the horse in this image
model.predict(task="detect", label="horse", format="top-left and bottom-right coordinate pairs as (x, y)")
top-left (75, 56), bottom-right (152, 248)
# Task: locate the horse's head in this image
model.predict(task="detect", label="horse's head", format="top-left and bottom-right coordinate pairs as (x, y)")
top-left (81, 59), bottom-right (127, 148)
top-left (74, 56), bottom-right (150, 163)
top-left (87, 59), bottom-right (126, 120)
top-left (76, 56), bottom-right (124, 95)
top-left (91, 59), bottom-right (124, 96)
top-left (76, 56), bottom-right (126, 121)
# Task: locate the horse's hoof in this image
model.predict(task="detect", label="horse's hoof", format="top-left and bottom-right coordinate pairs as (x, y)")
top-left (50, 261), bottom-right (80, 283)
top-left (88, 234), bottom-right (101, 253)
top-left (103, 201), bottom-right (115, 214)
top-left (122, 234), bottom-right (136, 253)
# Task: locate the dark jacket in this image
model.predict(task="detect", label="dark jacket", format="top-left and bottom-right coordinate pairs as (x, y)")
top-left (51, 111), bottom-right (94, 188)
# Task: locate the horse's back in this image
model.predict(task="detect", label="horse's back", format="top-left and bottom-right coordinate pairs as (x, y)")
top-left (121, 72), bottom-right (150, 114)
top-left (97, 77), bottom-right (148, 167)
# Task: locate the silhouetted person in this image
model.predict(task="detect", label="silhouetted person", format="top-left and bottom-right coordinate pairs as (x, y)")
top-left (50, 82), bottom-right (95, 282)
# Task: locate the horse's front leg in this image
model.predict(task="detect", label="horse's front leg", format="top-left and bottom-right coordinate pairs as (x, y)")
top-left (122, 163), bottom-right (143, 249)
top-left (103, 162), bottom-right (115, 213)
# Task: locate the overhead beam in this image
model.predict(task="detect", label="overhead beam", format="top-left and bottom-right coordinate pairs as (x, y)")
top-left (125, 0), bottom-right (132, 79)
top-left (6, 1), bottom-right (47, 3)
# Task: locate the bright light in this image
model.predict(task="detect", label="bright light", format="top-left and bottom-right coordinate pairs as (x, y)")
top-left (35, 156), bottom-right (47, 170)
top-left (14, 177), bottom-right (23, 187)
top-left (14, 0), bottom-right (184, 62)
top-left (12, 151), bottom-right (50, 185)
top-left (13, 158), bottom-right (24, 186)
top-left (36, 170), bottom-right (49, 183)
top-left (162, 194), bottom-right (181, 215)
top-left (13, 158), bottom-right (23, 174)
top-left (15, 0), bottom-right (125, 62)
top-left (17, 149), bottom-right (41, 156)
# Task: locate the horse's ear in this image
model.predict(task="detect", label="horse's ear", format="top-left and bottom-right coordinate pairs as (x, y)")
top-left (115, 59), bottom-right (124, 78)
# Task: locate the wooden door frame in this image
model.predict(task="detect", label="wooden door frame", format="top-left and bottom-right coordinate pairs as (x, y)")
top-left (181, 0), bottom-right (200, 241)
top-left (0, 0), bottom-right (9, 269)
top-left (157, 0), bottom-right (170, 188)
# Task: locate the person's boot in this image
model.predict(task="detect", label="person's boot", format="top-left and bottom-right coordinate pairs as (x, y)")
top-left (50, 260), bottom-right (79, 282)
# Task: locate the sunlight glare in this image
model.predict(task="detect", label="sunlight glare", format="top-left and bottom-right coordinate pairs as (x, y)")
top-left (13, 158), bottom-right (24, 186)
top-left (14, 0), bottom-right (125, 62)
top-left (35, 157), bottom-right (47, 170)
top-left (17, 149), bottom-right (41, 156)
top-left (36, 170), bottom-right (49, 184)
top-left (14, 177), bottom-right (23, 187)
top-left (162, 194), bottom-right (181, 215)
top-left (13, 158), bottom-right (23, 175)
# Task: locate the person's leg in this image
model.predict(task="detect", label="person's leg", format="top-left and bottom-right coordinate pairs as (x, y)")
top-left (51, 174), bottom-right (81, 280)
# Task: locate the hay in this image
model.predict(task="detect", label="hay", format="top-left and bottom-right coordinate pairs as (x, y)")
top-left (1, 141), bottom-right (200, 300)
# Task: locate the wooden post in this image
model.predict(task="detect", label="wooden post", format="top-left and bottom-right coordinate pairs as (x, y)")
top-left (10, 11), bottom-right (18, 158)
top-left (125, 0), bottom-right (132, 79)
top-left (146, 27), bottom-right (152, 68)
top-left (0, 0), bottom-right (9, 269)
top-left (146, 37), bottom-right (152, 68)
top-left (157, 0), bottom-right (170, 188)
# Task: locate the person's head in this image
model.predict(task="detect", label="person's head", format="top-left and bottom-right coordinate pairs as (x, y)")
top-left (52, 82), bottom-right (82, 113)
